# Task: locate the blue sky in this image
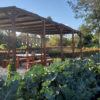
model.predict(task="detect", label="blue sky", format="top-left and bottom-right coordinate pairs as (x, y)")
top-left (0, 0), bottom-right (83, 30)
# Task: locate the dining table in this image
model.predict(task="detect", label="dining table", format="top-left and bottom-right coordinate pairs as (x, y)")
top-left (16, 53), bottom-right (45, 70)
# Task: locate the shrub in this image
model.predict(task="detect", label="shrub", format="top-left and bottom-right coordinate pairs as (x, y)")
top-left (7, 61), bottom-right (16, 79)
top-left (0, 53), bottom-right (100, 100)
top-left (0, 77), bottom-right (4, 91)
top-left (0, 44), bottom-right (8, 50)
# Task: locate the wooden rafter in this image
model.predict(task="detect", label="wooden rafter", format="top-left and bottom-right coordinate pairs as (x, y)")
top-left (0, 6), bottom-right (80, 35)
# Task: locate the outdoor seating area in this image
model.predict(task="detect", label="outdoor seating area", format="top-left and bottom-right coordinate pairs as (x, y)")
top-left (0, 6), bottom-right (82, 70)
top-left (2, 53), bottom-right (53, 70)
top-left (0, 1), bottom-right (100, 99)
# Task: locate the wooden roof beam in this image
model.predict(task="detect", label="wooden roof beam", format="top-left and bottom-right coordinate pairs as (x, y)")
top-left (0, 15), bottom-right (38, 24)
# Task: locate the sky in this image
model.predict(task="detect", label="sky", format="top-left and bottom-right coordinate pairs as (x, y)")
top-left (0, 0), bottom-right (83, 30)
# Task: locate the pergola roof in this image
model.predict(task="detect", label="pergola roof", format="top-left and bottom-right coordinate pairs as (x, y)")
top-left (0, 6), bottom-right (80, 35)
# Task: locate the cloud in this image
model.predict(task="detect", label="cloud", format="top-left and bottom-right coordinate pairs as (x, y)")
top-left (65, 24), bottom-right (69, 26)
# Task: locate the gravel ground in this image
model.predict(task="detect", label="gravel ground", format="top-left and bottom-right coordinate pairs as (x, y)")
top-left (0, 63), bottom-right (27, 80)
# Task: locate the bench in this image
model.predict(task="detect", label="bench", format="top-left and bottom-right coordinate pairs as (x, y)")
top-left (2, 58), bottom-right (26, 68)
top-left (28, 58), bottom-right (53, 67)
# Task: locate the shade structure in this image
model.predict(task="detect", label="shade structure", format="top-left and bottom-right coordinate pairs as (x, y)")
top-left (0, 6), bottom-right (82, 68)
top-left (0, 6), bottom-right (80, 34)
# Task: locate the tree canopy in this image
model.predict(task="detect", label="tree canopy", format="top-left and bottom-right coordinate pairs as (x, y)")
top-left (67, 0), bottom-right (100, 45)
top-left (67, 0), bottom-right (100, 30)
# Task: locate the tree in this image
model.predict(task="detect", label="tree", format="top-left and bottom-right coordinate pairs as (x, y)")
top-left (0, 30), bottom-right (8, 45)
top-left (83, 34), bottom-right (93, 47)
top-left (78, 24), bottom-right (99, 47)
top-left (79, 24), bottom-right (91, 36)
top-left (46, 35), bottom-right (60, 46)
top-left (47, 16), bottom-right (53, 21)
top-left (67, 0), bottom-right (100, 47)
top-left (46, 35), bottom-right (74, 47)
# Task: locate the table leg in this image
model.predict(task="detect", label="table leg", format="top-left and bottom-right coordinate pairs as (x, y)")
top-left (16, 56), bottom-right (19, 68)
top-left (26, 57), bottom-right (29, 71)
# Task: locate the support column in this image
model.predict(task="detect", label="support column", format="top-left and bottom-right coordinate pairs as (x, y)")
top-left (72, 31), bottom-right (75, 58)
top-left (40, 34), bottom-right (43, 64)
top-left (11, 16), bottom-right (16, 66)
top-left (80, 32), bottom-right (82, 58)
top-left (34, 34), bottom-right (37, 46)
top-left (60, 29), bottom-right (64, 61)
top-left (7, 30), bottom-right (11, 59)
top-left (42, 20), bottom-right (46, 66)
top-left (26, 33), bottom-right (29, 53)
top-left (4, 10), bottom-right (19, 68)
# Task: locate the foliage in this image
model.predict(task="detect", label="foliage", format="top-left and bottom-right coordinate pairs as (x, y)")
top-left (63, 37), bottom-right (72, 46)
top-left (0, 53), bottom-right (8, 65)
top-left (0, 53), bottom-right (100, 100)
top-left (91, 53), bottom-right (100, 64)
top-left (67, 0), bottom-right (100, 24)
top-left (47, 35), bottom-right (60, 46)
top-left (0, 80), bottom-right (19, 100)
top-left (53, 58), bottom-right (61, 63)
top-left (97, 98), bottom-right (100, 100)
top-left (67, 0), bottom-right (100, 47)
top-left (19, 45), bottom-right (27, 49)
top-left (0, 30), bottom-right (8, 45)
top-left (0, 44), bottom-right (8, 50)
top-left (79, 24), bottom-right (92, 36)
top-left (47, 16), bottom-right (53, 21)
top-left (7, 61), bottom-right (16, 79)
top-left (46, 35), bottom-right (73, 47)
top-left (0, 77), bottom-right (4, 91)
top-left (83, 34), bottom-right (93, 47)
top-left (78, 24), bottom-right (99, 47)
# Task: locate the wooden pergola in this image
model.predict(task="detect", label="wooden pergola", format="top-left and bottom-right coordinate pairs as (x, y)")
top-left (0, 6), bottom-right (82, 66)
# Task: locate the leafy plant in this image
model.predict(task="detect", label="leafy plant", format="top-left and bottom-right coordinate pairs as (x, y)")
top-left (0, 80), bottom-right (19, 100)
top-left (7, 61), bottom-right (16, 79)
top-left (0, 53), bottom-right (100, 100)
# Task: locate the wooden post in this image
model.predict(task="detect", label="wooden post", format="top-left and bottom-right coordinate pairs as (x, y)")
top-left (26, 33), bottom-right (29, 53)
top-left (11, 15), bottom-right (16, 67)
top-left (60, 28), bottom-right (64, 61)
top-left (80, 32), bottom-right (82, 58)
top-left (7, 30), bottom-right (11, 59)
top-left (26, 56), bottom-right (29, 71)
top-left (42, 20), bottom-right (46, 66)
top-left (34, 34), bottom-right (36, 46)
top-left (72, 31), bottom-right (75, 58)
top-left (4, 10), bottom-right (19, 68)
top-left (40, 34), bottom-right (43, 64)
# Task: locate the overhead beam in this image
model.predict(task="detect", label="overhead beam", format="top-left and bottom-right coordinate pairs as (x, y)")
top-left (0, 20), bottom-right (42, 26)
top-left (0, 15), bottom-right (39, 24)
top-left (0, 25), bottom-right (57, 30)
